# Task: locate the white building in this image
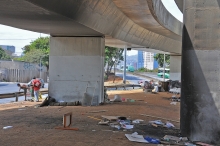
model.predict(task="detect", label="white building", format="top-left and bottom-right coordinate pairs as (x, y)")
top-left (143, 52), bottom-right (155, 70)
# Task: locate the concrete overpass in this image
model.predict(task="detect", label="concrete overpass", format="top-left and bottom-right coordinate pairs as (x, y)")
top-left (0, 0), bottom-right (220, 144)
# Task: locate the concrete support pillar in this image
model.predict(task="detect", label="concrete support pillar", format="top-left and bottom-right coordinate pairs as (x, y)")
top-left (170, 55), bottom-right (181, 81)
top-left (181, 0), bottom-right (220, 144)
top-left (49, 37), bottom-right (104, 104)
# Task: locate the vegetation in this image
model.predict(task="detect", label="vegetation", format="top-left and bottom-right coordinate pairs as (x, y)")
top-left (105, 46), bottom-right (124, 79)
top-left (16, 37), bottom-right (50, 71)
top-left (154, 54), bottom-right (170, 67)
top-left (137, 67), bottom-right (158, 73)
top-left (0, 47), bottom-right (11, 60)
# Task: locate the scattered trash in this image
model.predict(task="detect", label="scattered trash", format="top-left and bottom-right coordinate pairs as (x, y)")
top-left (3, 126), bottom-right (13, 129)
top-left (165, 122), bottom-right (175, 128)
top-left (125, 132), bottom-right (149, 143)
top-left (170, 102), bottom-right (177, 105)
top-left (180, 137), bottom-right (188, 141)
top-left (101, 116), bottom-right (118, 122)
top-left (121, 124), bottom-right (134, 129)
top-left (92, 130), bottom-right (96, 132)
top-left (18, 108), bottom-right (26, 110)
top-left (162, 135), bottom-right (180, 142)
top-left (129, 99), bottom-right (135, 102)
top-left (110, 95), bottom-right (122, 102)
top-left (118, 116), bottom-right (127, 120)
top-left (98, 120), bottom-right (109, 125)
top-left (132, 119), bottom-right (144, 124)
top-left (149, 120), bottom-right (164, 125)
top-left (196, 142), bottom-right (214, 146)
top-left (185, 142), bottom-right (196, 146)
top-left (144, 136), bottom-right (160, 144)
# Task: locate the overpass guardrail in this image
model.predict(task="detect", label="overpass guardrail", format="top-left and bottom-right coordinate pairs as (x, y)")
top-left (0, 89), bottom-right (48, 102)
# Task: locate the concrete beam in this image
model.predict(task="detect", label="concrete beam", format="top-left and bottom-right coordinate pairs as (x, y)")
top-left (0, 0), bottom-right (181, 53)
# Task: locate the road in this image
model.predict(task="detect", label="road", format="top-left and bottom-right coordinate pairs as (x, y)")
top-left (137, 72), bottom-right (169, 81)
top-left (0, 82), bottom-right (48, 104)
top-left (116, 73), bottom-right (150, 84)
top-left (0, 82), bottom-right (48, 94)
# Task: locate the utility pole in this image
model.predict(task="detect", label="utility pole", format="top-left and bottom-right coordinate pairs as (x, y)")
top-left (163, 54), bottom-right (165, 82)
top-left (123, 47), bottom-right (127, 84)
top-left (40, 57), bottom-right (42, 78)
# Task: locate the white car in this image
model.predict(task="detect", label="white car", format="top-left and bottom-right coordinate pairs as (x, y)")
top-left (28, 78), bottom-right (45, 88)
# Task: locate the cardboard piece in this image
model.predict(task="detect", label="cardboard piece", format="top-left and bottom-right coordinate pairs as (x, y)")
top-left (196, 142), bottom-right (214, 146)
top-left (163, 135), bottom-right (180, 142)
top-left (88, 110), bottom-right (107, 113)
top-left (101, 116), bottom-right (118, 121)
top-left (125, 133), bottom-right (148, 143)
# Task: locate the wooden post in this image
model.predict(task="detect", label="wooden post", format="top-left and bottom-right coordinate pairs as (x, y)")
top-left (15, 92), bottom-right (18, 102)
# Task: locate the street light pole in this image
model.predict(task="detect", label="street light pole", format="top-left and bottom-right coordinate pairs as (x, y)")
top-left (163, 54), bottom-right (165, 82)
top-left (123, 47), bottom-right (127, 84)
top-left (40, 57), bottom-right (42, 79)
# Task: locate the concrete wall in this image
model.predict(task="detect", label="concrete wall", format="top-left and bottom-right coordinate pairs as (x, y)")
top-left (0, 60), bottom-right (47, 82)
top-left (170, 55), bottom-right (181, 80)
top-left (49, 37), bottom-right (104, 104)
top-left (0, 60), bottom-right (46, 71)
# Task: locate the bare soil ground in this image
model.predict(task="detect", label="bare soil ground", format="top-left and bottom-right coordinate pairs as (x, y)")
top-left (0, 76), bottom-right (180, 146)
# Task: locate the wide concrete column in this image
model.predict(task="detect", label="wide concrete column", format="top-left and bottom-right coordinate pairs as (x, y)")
top-left (181, 0), bottom-right (220, 144)
top-left (170, 55), bottom-right (181, 81)
top-left (49, 37), bottom-right (104, 104)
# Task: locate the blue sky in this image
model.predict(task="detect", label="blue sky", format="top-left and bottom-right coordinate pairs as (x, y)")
top-left (0, 0), bottom-right (182, 55)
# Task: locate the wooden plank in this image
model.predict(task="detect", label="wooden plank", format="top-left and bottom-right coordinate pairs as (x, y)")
top-left (101, 116), bottom-right (118, 121)
top-left (87, 116), bottom-right (102, 121)
top-left (88, 110), bottom-right (107, 113)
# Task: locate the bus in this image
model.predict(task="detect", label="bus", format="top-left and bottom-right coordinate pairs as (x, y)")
top-left (157, 68), bottom-right (170, 79)
top-left (120, 65), bottom-right (135, 72)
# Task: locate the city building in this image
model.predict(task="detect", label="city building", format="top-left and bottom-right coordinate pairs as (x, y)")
top-left (0, 45), bottom-right (15, 54)
top-left (137, 50), bottom-right (158, 70)
top-left (137, 51), bottom-right (144, 69)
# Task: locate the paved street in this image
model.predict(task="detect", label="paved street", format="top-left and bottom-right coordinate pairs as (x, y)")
top-left (0, 82), bottom-right (48, 104)
top-left (116, 73), bottom-right (150, 84)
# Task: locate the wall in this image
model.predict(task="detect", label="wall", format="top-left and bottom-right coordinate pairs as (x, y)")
top-left (0, 60), bottom-right (47, 82)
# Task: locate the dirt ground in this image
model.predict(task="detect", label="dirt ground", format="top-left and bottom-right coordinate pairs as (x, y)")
top-left (0, 76), bottom-right (180, 146)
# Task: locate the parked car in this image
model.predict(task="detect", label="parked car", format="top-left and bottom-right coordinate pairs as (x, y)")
top-left (28, 78), bottom-right (45, 88)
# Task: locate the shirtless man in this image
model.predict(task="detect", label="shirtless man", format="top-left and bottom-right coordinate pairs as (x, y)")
top-left (17, 83), bottom-right (29, 101)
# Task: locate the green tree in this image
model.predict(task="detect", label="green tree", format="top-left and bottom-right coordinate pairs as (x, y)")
top-left (105, 46), bottom-right (124, 79)
top-left (0, 47), bottom-right (11, 60)
top-left (19, 37), bottom-right (50, 71)
top-left (154, 54), bottom-right (170, 67)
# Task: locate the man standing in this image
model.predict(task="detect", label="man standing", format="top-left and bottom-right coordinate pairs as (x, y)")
top-left (32, 77), bottom-right (41, 102)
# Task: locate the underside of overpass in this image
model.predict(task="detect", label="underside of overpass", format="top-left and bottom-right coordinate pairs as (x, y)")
top-left (1, 0), bottom-right (220, 144)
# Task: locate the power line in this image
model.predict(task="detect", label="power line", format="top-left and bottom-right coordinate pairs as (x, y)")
top-left (0, 38), bottom-right (38, 40)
